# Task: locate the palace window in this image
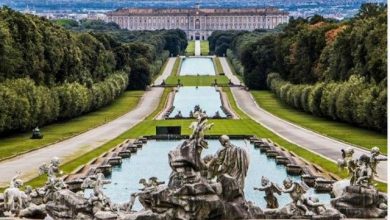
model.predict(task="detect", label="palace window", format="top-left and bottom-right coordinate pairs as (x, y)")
top-left (195, 19), bottom-right (200, 29)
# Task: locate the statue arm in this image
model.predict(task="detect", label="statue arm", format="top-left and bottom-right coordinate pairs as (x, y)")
top-left (254, 182), bottom-right (271, 191)
top-left (355, 175), bottom-right (368, 185)
top-left (305, 198), bottom-right (325, 207)
top-left (283, 185), bottom-right (295, 193)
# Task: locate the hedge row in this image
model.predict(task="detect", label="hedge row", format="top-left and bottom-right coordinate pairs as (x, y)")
top-left (267, 73), bottom-right (387, 133)
top-left (0, 72), bottom-right (128, 134)
top-left (226, 49), bottom-right (244, 76)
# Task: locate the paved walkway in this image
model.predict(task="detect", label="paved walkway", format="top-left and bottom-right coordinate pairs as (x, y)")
top-left (0, 58), bottom-right (176, 187)
top-left (219, 57), bottom-right (387, 182)
top-left (194, 40), bottom-right (201, 56)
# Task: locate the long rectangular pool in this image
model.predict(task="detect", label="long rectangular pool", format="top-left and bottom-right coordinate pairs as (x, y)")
top-left (95, 140), bottom-right (330, 210)
top-left (179, 57), bottom-right (215, 75)
top-left (169, 86), bottom-right (226, 118)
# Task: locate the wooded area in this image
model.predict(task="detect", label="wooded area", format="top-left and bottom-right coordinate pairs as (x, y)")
top-left (209, 4), bottom-right (387, 132)
top-left (0, 7), bottom-right (187, 135)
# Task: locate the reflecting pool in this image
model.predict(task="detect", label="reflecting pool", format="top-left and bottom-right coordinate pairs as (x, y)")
top-left (169, 86), bottom-right (226, 118)
top-left (179, 57), bottom-right (215, 75)
top-left (95, 140), bottom-right (331, 210)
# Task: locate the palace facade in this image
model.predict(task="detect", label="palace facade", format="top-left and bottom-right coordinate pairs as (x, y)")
top-left (105, 5), bottom-right (289, 40)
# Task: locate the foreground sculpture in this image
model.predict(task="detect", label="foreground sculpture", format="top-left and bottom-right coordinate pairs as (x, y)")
top-left (207, 135), bottom-right (249, 190)
top-left (331, 147), bottom-right (388, 218)
top-left (0, 122), bottom-right (387, 219)
top-left (254, 176), bottom-right (281, 209)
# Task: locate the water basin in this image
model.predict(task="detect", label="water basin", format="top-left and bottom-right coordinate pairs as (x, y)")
top-left (179, 57), bottom-right (215, 75)
top-left (92, 140), bottom-right (331, 210)
top-left (169, 86), bottom-right (226, 118)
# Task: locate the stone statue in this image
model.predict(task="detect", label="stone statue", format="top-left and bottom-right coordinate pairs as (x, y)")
top-left (303, 196), bottom-right (326, 215)
top-left (39, 157), bottom-right (62, 183)
top-left (128, 177), bottom-right (166, 212)
top-left (189, 111), bottom-right (214, 150)
top-left (369, 146), bottom-right (386, 177)
top-left (331, 150), bottom-right (388, 218)
top-left (38, 157), bottom-right (67, 203)
top-left (337, 147), bottom-right (358, 184)
top-left (174, 110), bottom-right (183, 118)
top-left (193, 104), bottom-right (201, 112)
top-left (3, 172), bottom-right (29, 213)
top-left (282, 178), bottom-right (311, 215)
top-left (207, 135), bottom-right (249, 190)
top-left (31, 126), bottom-right (43, 139)
top-left (353, 154), bottom-right (374, 187)
top-left (93, 172), bottom-right (111, 200)
top-left (254, 176), bottom-right (281, 209)
top-left (213, 111), bottom-right (221, 118)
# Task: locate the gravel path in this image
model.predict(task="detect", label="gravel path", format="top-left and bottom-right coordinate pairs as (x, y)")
top-left (219, 57), bottom-right (387, 182)
top-left (195, 40), bottom-right (201, 56)
top-left (0, 58), bottom-right (176, 187)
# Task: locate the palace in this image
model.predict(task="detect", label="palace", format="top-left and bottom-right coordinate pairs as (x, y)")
top-left (105, 4), bottom-right (289, 40)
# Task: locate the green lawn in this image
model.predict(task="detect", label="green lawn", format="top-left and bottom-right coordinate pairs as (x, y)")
top-left (166, 75), bottom-right (230, 86)
top-left (200, 40), bottom-right (209, 55)
top-left (7, 87), bottom-right (386, 192)
top-left (214, 57), bottom-right (224, 75)
top-left (0, 91), bottom-right (143, 161)
top-left (171, 57), bottom-right (180, 76)
top-left (251, 91), bottom-right (388, 154)
top-left (185, 40), bottom-right (195, 56)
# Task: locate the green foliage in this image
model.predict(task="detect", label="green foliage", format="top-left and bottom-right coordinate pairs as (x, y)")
top-left (267, 73), bottom-right (387, 133)
top-left (208, 31), bottom-right (247, 56)
top-left (241, 34), bottom-right (278, 89)
top-left (0, 8), bottom-right (187, 87)
top-left (0, 73), bottom-right (128, 135)
top-left (213, 4), bottom-right (386, 132)
top-left (0, 8), bottom-right (187, 135)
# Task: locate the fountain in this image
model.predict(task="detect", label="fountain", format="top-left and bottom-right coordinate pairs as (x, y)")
top-left (168, 87), bottom-right (227, 118)
top-left (0, 117), bottom-right (386, 219)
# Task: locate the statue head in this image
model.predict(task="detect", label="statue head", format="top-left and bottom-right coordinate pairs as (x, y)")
top-left (149, 177), bottom-right (158, 183)
top-left (96, 172), bottom-right (105, 180)
top-left (283, 177), bottom-right (293, 189)
top-left (51, 157), bottom-right (60, 166)
top-left (12, 178), bottom-right (24, 188)
top-left (359, 154), bottom-right (370, 165)
top-left (345, 148), bottom-right (354, 157)
top-left (261, 176), bottom-right (269, 186)
top-left (371, 146), bottom-right (380, 156)
top-left (139, 178), bottom-right (147, 184)
top-left (25, 185), bottom-right (33, 194)
top-left (219, 135), bottom-right (230, 147)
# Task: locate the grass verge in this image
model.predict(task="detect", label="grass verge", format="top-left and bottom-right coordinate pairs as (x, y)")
top-left (200, 40), bottom-right (209, 55)
top-left (251, 91), bottom-right (387, 154)
top-left (166, 75), bottom-right (230, 86)
top-left (214, 57), bottom-right (224, 75)
top-left (185, 40), bottom-right (195, 56)
top-left (171, 57), bottom-right (181, 76)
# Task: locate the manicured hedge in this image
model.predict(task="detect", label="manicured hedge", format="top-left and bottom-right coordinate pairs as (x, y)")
top-left (0, 72), bottom-right (128, 134)
top-left (267, 73), bottom-right (387, 133)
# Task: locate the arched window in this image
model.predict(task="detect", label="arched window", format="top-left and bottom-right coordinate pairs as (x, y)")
top-left (195, 19), bottom-right (200, 29)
